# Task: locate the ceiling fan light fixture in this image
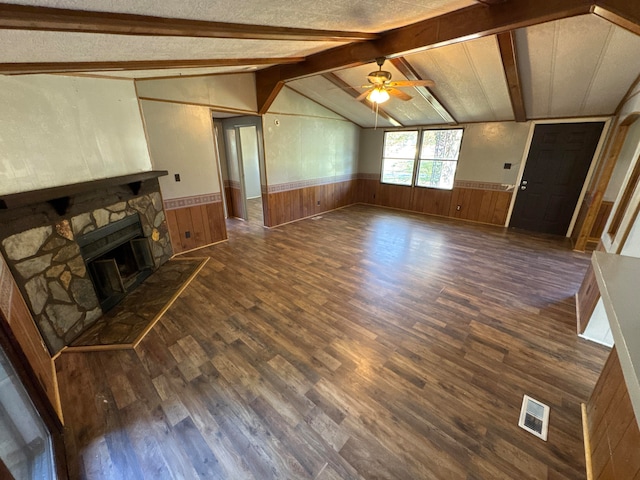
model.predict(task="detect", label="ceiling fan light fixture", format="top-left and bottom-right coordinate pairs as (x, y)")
top-left (368, 87), bottom-right (390, 104)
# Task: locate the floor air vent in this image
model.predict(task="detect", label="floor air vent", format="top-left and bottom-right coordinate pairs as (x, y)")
top-left (518, 395), bottom-right (550, 441)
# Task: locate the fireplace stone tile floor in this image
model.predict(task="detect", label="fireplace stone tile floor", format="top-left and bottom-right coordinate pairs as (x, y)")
top-left (67, 257), bottom-right (208, 350)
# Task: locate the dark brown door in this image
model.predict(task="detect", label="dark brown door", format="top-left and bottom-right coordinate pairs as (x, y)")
top-left (510, 122), bottom-right (604, 235)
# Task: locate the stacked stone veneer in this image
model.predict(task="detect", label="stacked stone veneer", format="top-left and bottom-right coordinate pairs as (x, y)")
top-left (0, 184), bottom-right (172, 354)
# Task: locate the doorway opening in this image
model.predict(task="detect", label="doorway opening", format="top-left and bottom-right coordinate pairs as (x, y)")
top-left (212, 114), bottom-right (267, 228)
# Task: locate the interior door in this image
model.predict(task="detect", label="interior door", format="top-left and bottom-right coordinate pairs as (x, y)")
top-left (510, 122), bottom-right (604, 235)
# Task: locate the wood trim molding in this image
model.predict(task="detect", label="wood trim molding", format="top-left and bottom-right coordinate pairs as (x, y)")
top-left (321, 73), bottom-right (403, 127)
top-left (593, 0), bottom-right (640, 36)
top-left (497, 31), bottom-right (527, 122)
top-left (0, 3), bottom-right (377, 41)
top-left (0, 57), bottom-right (304, 75)
top-left (256, 0), bottom-right (595, 111)
top-left (389, 57), bottom-right (456, 124)
top-left (574, 122), bottom-right (627, 251)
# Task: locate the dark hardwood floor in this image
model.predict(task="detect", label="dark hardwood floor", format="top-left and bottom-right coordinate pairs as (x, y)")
top-left (56, 204), bottom-right (609, 479)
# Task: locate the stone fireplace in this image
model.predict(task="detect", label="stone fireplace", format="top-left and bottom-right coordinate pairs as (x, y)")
top-left (0, 175), bottom-right (172, 354)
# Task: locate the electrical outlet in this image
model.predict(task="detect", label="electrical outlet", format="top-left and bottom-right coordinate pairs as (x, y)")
top-left (456, 205), bottom-right (461, 211)
top-left (174, 173), bottom-right (181, 182)
top-left (185, 231), bottom-right (191, 238)
top-left (503, 163), bottom-right (512, 170)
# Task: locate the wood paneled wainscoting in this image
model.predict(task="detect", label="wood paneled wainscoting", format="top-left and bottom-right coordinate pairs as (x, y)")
top-left (264, 176), bottom-right (513, 228)
top-left (585, 347), bottom-right (640, 479)
top-left (264, 178), bottom-right (358, 227)
top-left (224, 180), bottom-right (245, 220)
top-left (164, 194), bottom-right (227, 254)
top-left (357, 176), bottom-right (513, 226)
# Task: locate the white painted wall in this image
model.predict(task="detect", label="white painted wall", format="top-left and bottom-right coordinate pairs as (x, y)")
top-left (263, 88), bottom-right (360, 185)
top-left (358, 129), bottom-right (385, 175)
top-left (0, 75), bottom-right (151, 195)
top-left (455, 122), bottom-right (531, 184)
top-left (135, 73), bottom-right (257, 112)
top-left (357, 121), bottom-right (531, 185)
top-left (239, 126), bottom-right (261, 198)
top-left (140, 100), bottom-right (220, 199)
top-left (621, 215), bottom-right (640, 257)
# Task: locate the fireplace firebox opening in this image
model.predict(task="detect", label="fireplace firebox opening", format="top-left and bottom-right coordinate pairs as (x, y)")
top-left (78, 214), bottom-right (154, 312)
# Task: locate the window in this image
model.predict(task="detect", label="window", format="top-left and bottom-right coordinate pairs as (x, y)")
top-left (381, 128), bottom-right (464, 190)
top-left (381, 130), bottom-right (418, 186)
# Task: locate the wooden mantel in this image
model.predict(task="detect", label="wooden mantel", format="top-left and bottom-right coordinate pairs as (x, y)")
top-left (0, 170), bottom-right (168, 215)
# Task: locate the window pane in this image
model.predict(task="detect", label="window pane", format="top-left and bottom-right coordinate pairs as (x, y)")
top-left (382, 158), bottom-right (414, 185)
top-left (0, 348), bottom-right (55, 480)
top-left (416, 160), bottom-right (457, 189)
top-left (420, 129), bottom-right (463, 160)
top-left (383, 131), bottom-right (418, 159)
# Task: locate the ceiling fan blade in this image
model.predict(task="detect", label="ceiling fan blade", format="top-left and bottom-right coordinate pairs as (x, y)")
top-left (387, 80), bottom-right (435, 88)
top-left (388, 88), bottom-right (412, 101)
top-left (355, 90), bottom-right (370, 102)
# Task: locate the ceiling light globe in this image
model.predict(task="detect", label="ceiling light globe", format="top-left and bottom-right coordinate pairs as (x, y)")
top-left (369, 87), bottom-right (390, 104)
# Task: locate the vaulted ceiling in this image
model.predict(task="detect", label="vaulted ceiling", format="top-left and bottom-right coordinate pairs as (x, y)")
top-left (1, 0), bottom-right (639, 128)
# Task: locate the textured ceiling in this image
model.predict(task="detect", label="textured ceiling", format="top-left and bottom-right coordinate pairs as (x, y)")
top-left (0, 30), bottom-right (340, 63)
top-left (287, 77), bottom-right (396, 129)
top-left (2, 0), bottom-right (476, 32)
top-left (1, 2), bottom-right (639, 126)
top-left (292, 15), bottom-right (640, 126)
top-left (400, 35), bottom-right (514, 124)
top-left (334, 62), bottom-right (446, 126)
top-left (516, 14), bottom-right (640, 119)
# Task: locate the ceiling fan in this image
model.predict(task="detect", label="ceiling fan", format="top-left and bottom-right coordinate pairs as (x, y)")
top-left (353, 57), bottom-right (435, 104)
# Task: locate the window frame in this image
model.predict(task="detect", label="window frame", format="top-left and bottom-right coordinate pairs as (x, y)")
top-left (380, 127), bottom-right (464, 190)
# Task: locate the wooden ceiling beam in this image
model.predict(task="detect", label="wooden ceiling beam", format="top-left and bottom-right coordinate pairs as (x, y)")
top-left (594, 0), bottom-right (640, 35)
top-left (496, 31), bottom-right (527, 122)
top-left (0, 3), bottom-right (378, 42)
top-left (322, 73), bottom-right (403, 127)
top-left (0, 58), bottom-right (304, 75)
top-left (389, 57), bottom-right (456, 124)
top-left (257, 0), bottom-right (595, 112)
top-left (475, 0), bottom-right (510, 5)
